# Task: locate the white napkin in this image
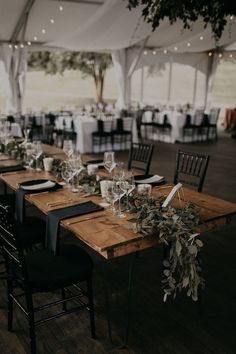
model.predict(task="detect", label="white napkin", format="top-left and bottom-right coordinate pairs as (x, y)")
top-left (135, 175), bottom-right (164, 184)
top-left (21, 180), bottom-right (56, 191)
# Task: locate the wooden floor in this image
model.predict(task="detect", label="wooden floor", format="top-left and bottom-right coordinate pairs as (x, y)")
top-left (0, 132), bottom-right (236, 354)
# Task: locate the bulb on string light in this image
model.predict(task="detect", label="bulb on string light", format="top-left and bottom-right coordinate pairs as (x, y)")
top-left (200, 36), bottom-right (204, 40)
top-left (187, 42), bottom-right (191, 47)
top-left (50, 18), bottom-right (55, 24)
top-left (143, 50), bottom-right (148, 55)
top-left (174, 46), bottom-right (178, 51)
top-left (8, 43), bottom-right (12, 49)
top-left (59, 5), bottom-right (63, 11)
top-left (14, 44), bottom-right (18, 49)
top-left (152, 50), bottom-right (156, 55)
top-left (218, 53), bottom-right (222, 58)
top-left (27, 41), bottom-right (31, 46)
top-left (163, 49), bottom-right (167, 54)
top-left (208, 52), bottom-right (212, 57)
top-left (229, 54), bottom-right (233, 58)
top-left (230, 15), bottom-right (234, 20)
top-left (20, 43), bottom-right (24, 48)
top-left (42, 29), bottom-right (46, 34)
top-left (33, 36), bottom-right (37, 41)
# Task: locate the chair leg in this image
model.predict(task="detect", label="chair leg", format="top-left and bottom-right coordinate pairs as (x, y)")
top-left (26, 293), bottom-right (36, 354)
top-left (7, 278), bottom-right (13, 331)
top-left (87, 277), bottom-right (96, 339)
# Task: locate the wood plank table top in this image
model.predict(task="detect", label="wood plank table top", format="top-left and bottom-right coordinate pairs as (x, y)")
top-left (1, 170), bottom-right (236, 260)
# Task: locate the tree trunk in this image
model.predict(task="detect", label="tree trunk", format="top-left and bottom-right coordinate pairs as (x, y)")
top-left (95, 75), bottom-right (104, 104)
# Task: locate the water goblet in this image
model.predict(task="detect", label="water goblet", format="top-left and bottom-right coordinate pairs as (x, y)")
top-left (63, 139), bottom-right (74, 158)
top-left (112, 181), bottom-right (126, 218)
top-left (104, 151), bottom-right (116, 176)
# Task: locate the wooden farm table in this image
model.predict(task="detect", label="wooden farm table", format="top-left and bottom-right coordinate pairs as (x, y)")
top-left (1, 170), bottom-right (236, 260)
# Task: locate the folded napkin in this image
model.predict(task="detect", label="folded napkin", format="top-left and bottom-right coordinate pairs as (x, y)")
top-left (0, 164), bottom-right (25, 173)
top-left (85, 159), bottom-right (104, 167)
top-left (46, 201), bottom-right (104, 255)
top-left (15, 180), bottom-right (62, 223)
top-left (135, 174), bottom-right (165, 184)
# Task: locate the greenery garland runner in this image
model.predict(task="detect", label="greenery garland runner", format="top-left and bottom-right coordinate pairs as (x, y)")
top-left (126, 0), bottom-right (235, 40)
top-left (129, 193), bottom-right (204, 302)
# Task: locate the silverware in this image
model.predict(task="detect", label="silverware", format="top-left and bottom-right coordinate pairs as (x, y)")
top-left (47, 199), bottom-right (74, 207)
top-left (66, 214), bottom-right (105, 225)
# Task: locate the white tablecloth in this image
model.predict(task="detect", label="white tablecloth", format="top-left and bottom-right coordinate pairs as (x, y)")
top-left (142, 110), bottom-right (187, 143)
top-left (74, 115), bottom-right (138, 153)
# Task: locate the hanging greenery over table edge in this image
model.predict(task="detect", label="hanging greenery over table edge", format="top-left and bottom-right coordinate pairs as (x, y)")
top-left (129, 194), bottom-right (204, 302)
top-left (126, 0), bottom-right (235, 40)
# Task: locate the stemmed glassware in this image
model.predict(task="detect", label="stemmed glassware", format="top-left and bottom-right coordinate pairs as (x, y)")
top-left (32, 141), bottom-right (43, 170)
top-left (63, 139), bottom-right (74, 159)
top-left (68, 154), bottom-right (84, 192)
top-left (112, 180), bottom-right (126, 218)
top-left (60, 160), bottom-right (73, 188)
top-left (104, 151), bottom-right (116, 176)
top-left (120, 171), bottom-right (135, 212)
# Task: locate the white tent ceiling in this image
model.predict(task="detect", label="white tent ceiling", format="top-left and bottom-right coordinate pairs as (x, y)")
top-left (0, 0), bottom-right (236, 53)
top-left (0, 0), bottom-right (236, 113)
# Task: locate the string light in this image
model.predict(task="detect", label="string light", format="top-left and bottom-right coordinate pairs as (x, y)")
top-left (230, 15), bottom-right (234, 20)
top-left (59, 5), bottom-right (63, 11)
top-left (27, 41), bottom-right (31, 46)
top-left (163, 49), bottom-right (167, 54)
top-left (20, 43), bottom-right (24, 48)
top-left (187, 42), bottom-right (191, 47)
top-left (8, 44), bottom-right (12, 49)
top-left (42, 29), bottom-right (46, 34)
top-left (50, 18), bottom-right (55, 24)
top-left (174, 46), bottom-right (178, 51)
top-left (229, 53), bottom-right (233, 58)
top-left (208, 52), bottom-right (212, 56)
top-left (218, 53), bottom-right (222, 58)
top-left (14, 44), bottom-right (18, 49)
top-left (143, 50), bottom-right (148, 55)
top-left (33, 36), bottom-right (37, 41)
top-left (152, 50), bottom-right (156, 55)
top-left (200, 36), bottom-right (204, 40)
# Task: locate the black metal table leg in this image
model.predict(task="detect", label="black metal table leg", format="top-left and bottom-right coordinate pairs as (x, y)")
top-left (102, 260), bottom-right (113, 343)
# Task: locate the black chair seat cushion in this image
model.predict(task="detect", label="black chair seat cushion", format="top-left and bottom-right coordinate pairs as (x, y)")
top-left (92, 131), bottom-right (110, 137)
top-left (112, 129), bottom-right (131, 135)
top-left (16, 217), bottom-right (46, 248)
top-left (25, 244), bottom-right (93, 291)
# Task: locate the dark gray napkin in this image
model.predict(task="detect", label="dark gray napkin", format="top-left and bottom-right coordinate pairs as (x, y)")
top-left (0, 164), bottom-right (25, 173)
top-left (15, 180), bottom-right (62, 223)
top-left (46, 201), bottom-right (103, 255)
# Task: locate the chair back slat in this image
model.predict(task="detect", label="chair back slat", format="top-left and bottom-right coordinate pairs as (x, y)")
top-left (128, 143), bottom-right (154, 175)
top-left (0, 204), bottom-right (27, 279)
top-left (174, 150), bottom-right (210, 192)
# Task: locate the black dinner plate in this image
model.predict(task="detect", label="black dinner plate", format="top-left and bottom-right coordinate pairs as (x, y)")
top-left (19, 179), bottom-right (62, 191)
top-left (134, 174), bottom-right (166, 186)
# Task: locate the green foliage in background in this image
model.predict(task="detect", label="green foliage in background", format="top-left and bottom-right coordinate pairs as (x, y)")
top-left (28, 51), bottom-right (113, 103)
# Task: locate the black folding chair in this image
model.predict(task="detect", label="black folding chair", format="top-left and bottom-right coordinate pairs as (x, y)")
top-left (0, 204), bottom-right (95, 354)
top-left (174, 150), bottom-right (210, 192)
top-left (128, 142), bottom-right (154, 175)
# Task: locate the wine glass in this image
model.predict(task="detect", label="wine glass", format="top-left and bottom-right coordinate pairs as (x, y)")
top-left (63, 139), bottom-right (74, 158)
top-left (112, 180), bottom-right (126, 218)
top-left (68, 154), bottom-right (84, 192)
top-left (104, 151), bottom-right (116, 175)
top-left (113, 162), bottom-right (125, 181)
top-left (32, 141), bottom-right (43, 170)
top-left (120, 171), bottom-right (135, 212)
top-left (61, 160), bottom-right (72, 188)
top-left (105, 181), bottom-right (117, 213)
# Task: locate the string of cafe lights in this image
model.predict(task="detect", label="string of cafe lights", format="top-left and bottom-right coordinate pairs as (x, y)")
top-left (142, 15), bottom-right (235, 59)
top-left (7, 4), bottom-right (64, 50)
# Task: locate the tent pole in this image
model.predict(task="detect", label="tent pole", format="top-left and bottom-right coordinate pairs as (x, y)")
top-left (192, 67), bottom-right (198, 108)
top-left (167, 56), bottom-right (173, 103)
top-left (140, 66), bottom-right (144, 104)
